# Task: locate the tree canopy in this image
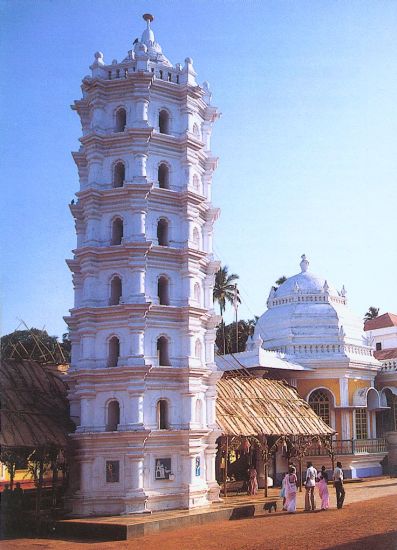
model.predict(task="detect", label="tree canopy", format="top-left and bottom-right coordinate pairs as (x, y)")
top-left (1, 328), bottom-right (70, 364)
top-left (364, 307), bottom-right (380, 322)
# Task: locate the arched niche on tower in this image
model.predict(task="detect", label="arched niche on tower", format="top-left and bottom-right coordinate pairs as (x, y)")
top-left (158, 108), bottom-right (171, 134)
top-left (157, 274), bottom-right (170, 305)
top-left (114, 106), bottom-right (127, 132)
top-left (106, 399), bottom-right (120, 431)
top-left (109, 274), bottom-right (122, 305)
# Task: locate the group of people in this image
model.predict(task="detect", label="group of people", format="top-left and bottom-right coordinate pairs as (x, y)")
top-left (280, 461), bottom-right (345, 513)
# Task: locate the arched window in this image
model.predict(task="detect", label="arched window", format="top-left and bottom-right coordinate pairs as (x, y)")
top-left (115, 108), bottom-right (126, 132)
top-left (113, 161), bottom-right (125, 187)
top-left (195, 339), bottom-right (202, 360)
top-left (111, 218), bottom-right (123, 245)
top-left (108, 336), bottom-right (120, 368)
top-left (157, 399), bottom-right (169, 429)
top-left (158, 163), bottom-right (170, 189)
top-left (381, 390), bottom-right (397, 433)
top-left (157, 218), bottom-right (169, 246)
top-left (109, 276), bottom-right (122, 305)
top-left (159, 109), bottom-right (170, 134)
top-left (192, 227), bottom-right (200, 249)
top-left (194, 282), bottom-right (201, 303)
top-left (106, 400), bottom-right (120, 431)
top-left (158, 276), bottom-right (170, 305)
top-left (309, 389), bottom-right (331, 426)
top-left (157, 336), bottom-right (170, 366)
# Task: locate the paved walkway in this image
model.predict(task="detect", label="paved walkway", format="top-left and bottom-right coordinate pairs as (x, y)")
top-left (2, 478), bottom-right (397, 549)
top-left (57, 477), bottom-right (397, 534)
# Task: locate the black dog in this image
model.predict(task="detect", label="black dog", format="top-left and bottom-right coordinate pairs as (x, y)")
top-left (263, 501), bottom-right (277, 513)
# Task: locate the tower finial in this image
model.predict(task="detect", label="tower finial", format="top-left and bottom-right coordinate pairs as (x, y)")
top-left (143, 13), bottom-right (154, 26)
top-left (300, 254), bottom-right (309, 273)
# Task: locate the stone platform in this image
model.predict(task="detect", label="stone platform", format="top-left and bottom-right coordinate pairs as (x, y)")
top-left (55, 492), bottom-right (282, 541)
top-left (55, 477), bottom-right (397, 541)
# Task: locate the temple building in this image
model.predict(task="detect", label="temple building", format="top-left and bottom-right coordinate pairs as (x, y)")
top-left (65, 14), bottom-right (221, 515)
top-left (365, 313), bottom-right (397, 471)
top-left (217, 255), bottom-right (392, 479)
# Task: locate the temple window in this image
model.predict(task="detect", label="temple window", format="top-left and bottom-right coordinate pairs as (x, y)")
top-left (106, 400), bottom-right (120, 431)
top-left (108, 336), bottom-right (120, 368)
top-left (113, 161), bottom-right (125, 187)
top-left (115, 108), bottom-right (126, 132)
top-left (158, 163), bottom-right (170, 189)
top-left (355, 408), bottom-right (368, 440)
top-left (157, 399), bottom-right (169, 429)
top-left (157, 218), bottom-right (169, 246)
top-left (309, 389), bottom-right (330, 426)
top-left (376, 342), bottom-right (382, 351)
top-left (158, 276), bottom-right (170, 305)
top-left (157, 336), bottom-right (170, 366)
top-left (159, 109), bottom-right (170, 134)
top-left (109, 276), bottom-right (122, 305)
top-left (111, 218), bottom-right (123, 245)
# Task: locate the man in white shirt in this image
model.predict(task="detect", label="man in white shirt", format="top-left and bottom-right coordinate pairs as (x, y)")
top-left (304, 461), bottom-right (317, 511)
top-left (333, 461), bottom-right (345, 509)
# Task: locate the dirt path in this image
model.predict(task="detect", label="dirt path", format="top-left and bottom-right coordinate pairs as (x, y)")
top-left (2, 492), bottom-right (397, 550)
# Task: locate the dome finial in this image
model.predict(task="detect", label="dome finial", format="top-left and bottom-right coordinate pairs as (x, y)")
top-left (300, 254), bottom-right (309, 273)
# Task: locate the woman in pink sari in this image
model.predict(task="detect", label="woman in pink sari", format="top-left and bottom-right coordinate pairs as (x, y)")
top-left (317, 465), bottom-right (330, 510)
top-left (284, 465), bottom-right (298, 513)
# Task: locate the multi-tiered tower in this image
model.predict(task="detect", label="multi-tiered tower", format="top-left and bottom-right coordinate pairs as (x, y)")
top-left (65, 14), bottom-right (221, 515)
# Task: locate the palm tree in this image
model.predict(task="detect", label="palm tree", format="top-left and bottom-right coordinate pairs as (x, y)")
top-left (213, 266), bottom-right (239, 316)
top-left (213, 266), bottom-right (239, 354)
top-left (364, 307), bottom-right (380, 322)
top-left (273, 275), bottom-right (287, 290)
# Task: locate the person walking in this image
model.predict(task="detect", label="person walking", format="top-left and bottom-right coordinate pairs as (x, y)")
top-left (333, 461), bottom-right (345, 509)
top-left (304, 461), bottom-right (317, 511)
top-left (317, 465), bottom-right (330, 510)
top-left (284, 465), bottom-right (298, 513)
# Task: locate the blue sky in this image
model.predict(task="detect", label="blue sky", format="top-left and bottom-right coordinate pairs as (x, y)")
top-left (1, 0), bottom-right (396, 337)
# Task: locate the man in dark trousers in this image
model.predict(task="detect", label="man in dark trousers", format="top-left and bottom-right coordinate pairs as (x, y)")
top-left (333, 461), bottom-right (345, 509)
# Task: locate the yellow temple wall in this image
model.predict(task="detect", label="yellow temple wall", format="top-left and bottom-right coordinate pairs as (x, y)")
top-left (348, 379), bottom-right (370, 403)
top-left (296, 378), bottom-right (341, 406)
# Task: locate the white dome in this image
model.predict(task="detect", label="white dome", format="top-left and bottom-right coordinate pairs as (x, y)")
top-left (254, 255), bottom-right (372, 357)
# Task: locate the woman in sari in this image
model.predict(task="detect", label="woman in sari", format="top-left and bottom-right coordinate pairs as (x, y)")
top-left (317, 465), bottom-right (330, 510)
top-left (247, 466), bottom-right (258, 495)
top-left (284, 465), bottom-right (298, 513)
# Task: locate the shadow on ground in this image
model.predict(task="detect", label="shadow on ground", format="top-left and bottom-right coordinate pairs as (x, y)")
top-left (327, 531), bottom-right (397, 550)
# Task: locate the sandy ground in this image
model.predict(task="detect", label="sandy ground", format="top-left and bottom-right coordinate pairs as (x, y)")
top-left (2, 481), bottom-right (397, 550)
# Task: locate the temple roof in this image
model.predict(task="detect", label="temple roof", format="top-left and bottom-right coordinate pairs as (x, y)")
top-left (255, 255), bottom-right (375, 357)
top-left (0, 359), bottom-right (74, 449)
top-left (364, 312), bottom-right (397, 331)
top-left (216, 377), bottom-right (335, 437)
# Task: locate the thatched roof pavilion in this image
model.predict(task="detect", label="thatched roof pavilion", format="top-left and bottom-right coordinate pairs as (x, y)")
top-left (217, 376), bottom-right (334, 437)
top-left (0, 359), bottom-right (73, 449)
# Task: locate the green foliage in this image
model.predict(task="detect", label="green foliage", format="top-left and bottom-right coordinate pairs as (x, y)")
top-left (216, 318), bottom-right (257, 355)
top-left (213, 266), bottom-right (239, 316)
top-left (1, 328), bottom-right (70, 364)
top-left (364, 307), bottom-right (380, 322)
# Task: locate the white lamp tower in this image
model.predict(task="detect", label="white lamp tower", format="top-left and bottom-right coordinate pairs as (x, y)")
top-left (65, 14), bottom-right (221, 514)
